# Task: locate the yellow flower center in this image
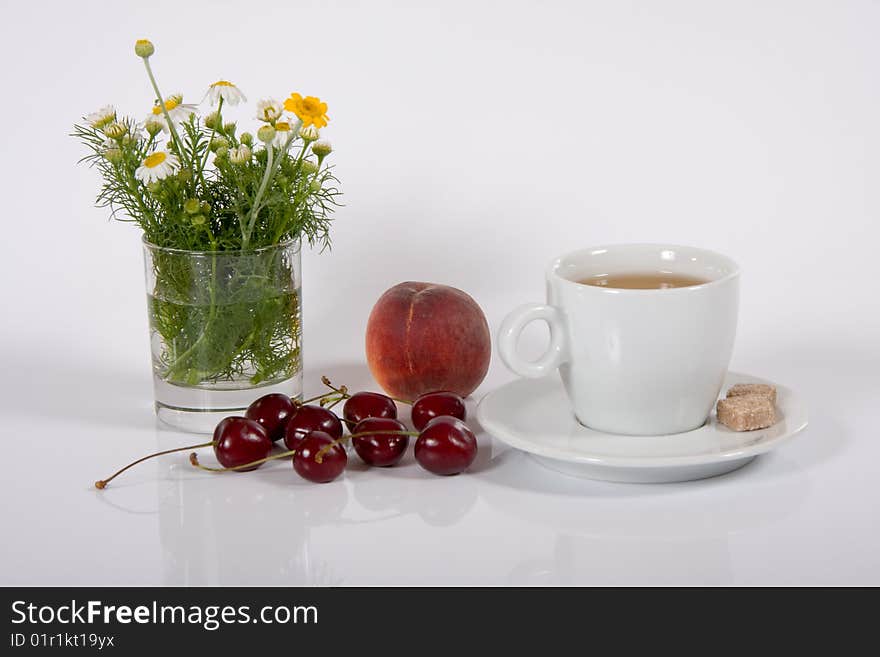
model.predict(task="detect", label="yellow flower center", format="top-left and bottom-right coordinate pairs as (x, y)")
top-left (151, 98), bottom-right (179, 115)
top-left (143, 152), bottom-right (167, 168)
top-left (212, 80), bottom-right (234, 87)
top-left (275, 122), bottom-right (290, 131)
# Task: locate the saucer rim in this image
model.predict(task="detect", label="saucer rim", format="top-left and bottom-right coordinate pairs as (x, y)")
top-left (475, 371), bottom-right (808, 469)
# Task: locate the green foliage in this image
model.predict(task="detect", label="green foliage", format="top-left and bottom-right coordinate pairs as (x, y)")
top-left (73, 73), bottom-right (340, 388)
top-left (72, 112), bottom-right (340, 252)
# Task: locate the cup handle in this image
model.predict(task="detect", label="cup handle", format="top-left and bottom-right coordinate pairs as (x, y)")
top-left (498, 303), bottom-right (568, 378)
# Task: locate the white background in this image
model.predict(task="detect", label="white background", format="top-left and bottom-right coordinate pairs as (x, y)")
top-left (1, 0), bottom-right (878, 584)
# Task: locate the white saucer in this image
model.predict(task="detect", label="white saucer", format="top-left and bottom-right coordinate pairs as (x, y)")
top-left (476, 371), bottom-right (807, 483)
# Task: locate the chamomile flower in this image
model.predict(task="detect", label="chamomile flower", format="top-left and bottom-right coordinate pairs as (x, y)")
top-left (311, 140), bottom-right (332, 158)
top-left (135, 151), bottom-right (180, 184)
top-left (272, 120), bottom-right (296, 148)
top-left (144, 118), bottom-right (164, 137)
top-left (255, 98), bottom-right (283, 123)
top-left (86, 105), bottom-right (116, 129)
top-left (298, 125), bottom-right (319, 142)
top-left (147, 95), bottom-right (198, 132)
top-left (205, 80), bottom-right (246, 106)
top-left (228, 145), bottom-right (252, 164)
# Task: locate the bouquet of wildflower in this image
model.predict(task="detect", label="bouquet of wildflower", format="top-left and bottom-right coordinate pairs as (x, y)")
top-left (73, 39), bottom-right (340, 389)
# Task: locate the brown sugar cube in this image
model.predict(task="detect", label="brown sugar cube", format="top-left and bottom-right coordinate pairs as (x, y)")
top-left (716, 395), bottom-right (777, 431)
top-left (726, 383), bottom-right (777, 405)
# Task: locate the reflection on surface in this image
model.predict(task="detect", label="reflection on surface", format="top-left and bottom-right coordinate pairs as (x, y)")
top-left (151, 419), bottom-right (811, 585)
top-left (159, 468), bottom-right (350, 586)
top-left (156, 444), bottom-right (482, 585)
top-left (485, 447), bottom-right (810, 584)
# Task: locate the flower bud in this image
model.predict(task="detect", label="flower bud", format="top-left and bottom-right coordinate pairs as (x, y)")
top-left (204, 112), bottom-right (221, 129)
top-left (311, 140), bottom-right (332, 158)
top-left (190, 214), bottom-right (206, 226)
top-left (215, 146), bottom-right (229, 158)
top-left (309, 179), bottom-right (322, 193)
top-left (135, 39), bottom-right (155, 58)
top-left (177, 168), bottom-right (192, 182)
top-left (210, 136), bottom-right (230, 152)
top-left (103, 122), bottom-right (127, 140)
top-left (200, 201), bottom-right (211, 214)
top-left (103, 147), bottom-right (123, 163)
top-left (147, 181), bottom-right (162, 194)
top-left (121, 134), bottom-right (135, 147)
top-left (223, 121), bottom-right (236, 135)
top-left (184, 199), bottom-right (201, 215)
top-left (144, 119), bottom-right (163, 136)
top-left (300, 159), bottom-right (319, 175)
top-left (299, 125), bottom-right (319, 142)
top-left (257, 125), bottom-right (276, 144)
top-left (228, 145), bottom-right (252, 164)
top-left (240, 132), bottom-right (254, 146)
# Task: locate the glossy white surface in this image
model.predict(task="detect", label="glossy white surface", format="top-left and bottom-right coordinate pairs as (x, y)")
top-left (477, 372), bottom-right (807, 483)
top-left (498, 244), bottom-right (739, 434)
top-left (3, 0), bottom-right (880, 586)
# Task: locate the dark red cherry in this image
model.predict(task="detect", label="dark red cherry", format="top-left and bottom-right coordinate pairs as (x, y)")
top-left (352, 417), bottom-right (410, 467)
top-left (414, 416), bottom-right (477, 476)
top-left (213, 416), bottom-right (272, 471)
top-left (343, 391), bottom-right (397, 429)
top-left (245, 393), bottom-right (296, 442)
top-left (411, 391), bottom-right (467, 431)
top-left (293, 431), bottom-right (347, 483)
top-left (283, 404), bottom-right (343, 451)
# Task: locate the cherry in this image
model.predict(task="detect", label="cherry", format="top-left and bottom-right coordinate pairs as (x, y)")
top-left (343, 391), bottom-right (398, 429)
top-left (245, 393), bottom-right (296, 442)
top-left (294, 431), bottom-right (348, 483)
top-left (414, 415), bottom-right (477, 476)
top-left (352, 417), bottom-right (409, 467)
top-left (213, 416), bottom-right (273, 471)
top-left (284, 404), bottom-right (343, 451)
top-left (94, 415), bottom-right (271, 489)
top-left (411, 391), bottom-right (466, 431)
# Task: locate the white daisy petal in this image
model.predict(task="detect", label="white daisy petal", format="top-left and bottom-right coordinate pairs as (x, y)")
top-left (86, 105), bottom-right (116, 128)
top-left (205, 81), bottom-right (246, 106)
top-left (135, 151), bottom-right (180, 184)
top-left (272, 120), bottom-right (296, 148)
top-left (256, 98), bottom-right (283, 123)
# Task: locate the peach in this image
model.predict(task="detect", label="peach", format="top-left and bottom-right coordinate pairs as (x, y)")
top-left (366, 282), bottom-right (491, 400)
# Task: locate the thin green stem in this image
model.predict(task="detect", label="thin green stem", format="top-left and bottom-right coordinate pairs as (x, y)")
top-left (244, 143), bottom-right (274, 248)
top-left (95, 441), bottom-right (212, 489)
top-left (140, 57), bottom-right (186, 167)
top-left (197, 97), bottom-right (223, 190)
top-left (163, 252), bottom-right (218, 381)
top-left (190, 449), bottom-right (296, 472)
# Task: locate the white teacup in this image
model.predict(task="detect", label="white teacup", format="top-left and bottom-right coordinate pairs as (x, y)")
top-left (498, 244), bottom-right (740, 435)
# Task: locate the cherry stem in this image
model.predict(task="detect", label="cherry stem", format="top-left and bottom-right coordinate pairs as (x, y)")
top-left (315, 429), bottom-right (418, 463)
top-left (299, 393), bottom-right (328, 405)
top-left (320, 375), bottom-right (412, 405)
top-left (95, 441), bottom-right (213, 490)
top-left (189, 449), bottom-right (296, 473)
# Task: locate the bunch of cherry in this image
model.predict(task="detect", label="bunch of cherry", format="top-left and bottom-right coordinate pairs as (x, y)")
top-left (95, 378), bottom-right (476, 489)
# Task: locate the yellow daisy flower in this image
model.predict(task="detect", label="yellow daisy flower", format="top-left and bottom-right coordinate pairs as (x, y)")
top-left (284, 93), bottom-right (329, 128)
